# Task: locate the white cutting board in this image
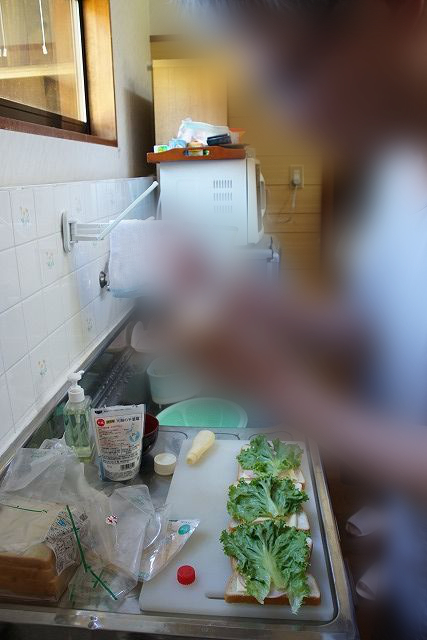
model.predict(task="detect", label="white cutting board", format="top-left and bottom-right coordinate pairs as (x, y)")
top-left (140, 439), bottom-right (336, 622)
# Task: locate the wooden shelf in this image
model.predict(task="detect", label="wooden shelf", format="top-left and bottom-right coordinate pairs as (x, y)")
top-left (147, 146), bottom-right (246, 164)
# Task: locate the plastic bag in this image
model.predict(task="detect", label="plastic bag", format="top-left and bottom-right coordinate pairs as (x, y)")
top-left (140, 519), bottom-right (200, 582)
top-left (67, 485), bottom-right (154, 605)
top-left (0, 494), bottom-right (90, 603)
top-left (177, 118), bottom-right (230, 145)
top-left (0, 439), bottom-right (156, 603)
top-left (109, 485), bottom-right (154, 579)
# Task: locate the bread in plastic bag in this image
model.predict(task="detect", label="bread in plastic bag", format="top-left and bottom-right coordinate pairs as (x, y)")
top-left (0, 439), bottom-right (155, 604)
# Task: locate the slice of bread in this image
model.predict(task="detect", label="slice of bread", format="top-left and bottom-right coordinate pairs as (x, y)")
top-left (225, 572), bottom-right (321, 606)
top-left (228, 511), bottom-right (310, 532)
top-left (0, 563), bottom-right (77, 601)
top-left (0, 543), bottom-right (55, 570)
top-left (237, 464), bottom-right (306, 489)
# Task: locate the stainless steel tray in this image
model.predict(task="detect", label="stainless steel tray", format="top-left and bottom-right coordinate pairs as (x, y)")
top-left (0, 426), bottom-right (358, 639)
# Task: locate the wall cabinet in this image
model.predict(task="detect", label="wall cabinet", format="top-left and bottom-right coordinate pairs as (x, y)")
top-left (152, 59), bottom-right (228, 146)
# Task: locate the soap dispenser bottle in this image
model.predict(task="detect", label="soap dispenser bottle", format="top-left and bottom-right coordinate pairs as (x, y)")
top-left (64, 371), bottom-right (92, 461)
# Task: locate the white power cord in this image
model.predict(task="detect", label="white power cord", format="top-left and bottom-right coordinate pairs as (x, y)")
top-left (290, 169), bottom-right (302, 210)
top-left (38, 0), bottom-right (48, 55)
top-left (0, 2), bottom-right (7, 57)
top-left (291, 185), bottom-right (299, 210)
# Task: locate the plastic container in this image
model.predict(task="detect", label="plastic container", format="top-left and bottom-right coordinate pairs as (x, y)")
top-left (230, 128), bottom-right (246, 144)
top-left (93, 405), bottom-right (145, 482)
top-left (63, 371), bottom-right (92, 461)
top-left (156, 399), bottom-right (248, 429)
top-left (142, 414), bottom-right (159, 457)
top-left (147, 358), bottom-right (199, 406)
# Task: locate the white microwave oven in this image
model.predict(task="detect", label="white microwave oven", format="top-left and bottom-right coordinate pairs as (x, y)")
top-left (158, 157), bottom-right (266, 245)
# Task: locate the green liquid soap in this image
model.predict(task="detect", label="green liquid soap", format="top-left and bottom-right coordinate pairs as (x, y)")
top-left (63, 371), bottom-right (93, 462)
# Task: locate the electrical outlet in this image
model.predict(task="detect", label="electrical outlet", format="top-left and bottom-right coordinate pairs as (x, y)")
top-left (289, 165), bottom-right (305, 188)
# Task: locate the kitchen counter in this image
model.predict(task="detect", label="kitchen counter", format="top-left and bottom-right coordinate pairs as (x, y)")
top-left (0, 325), bottom-right (359, 639)
top-left (0, 427), bottom-right (358, 640)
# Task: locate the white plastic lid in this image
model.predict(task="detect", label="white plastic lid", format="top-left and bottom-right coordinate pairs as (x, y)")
top-left (154, 453), bottom-right (177, 476)
top-left (67, 370), bottom-right (85, 404)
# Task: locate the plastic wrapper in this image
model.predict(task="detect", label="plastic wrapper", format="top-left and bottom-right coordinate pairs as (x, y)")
top-left (0, 496), bottom-right (89, 603)
top-left (177, 118), bottom-right (230, 145)
top-left (92, 405), bottom-right (145, 482)
top-left (140, 519), bottom-right (200, 582)
top-left (0, 439), bottom-right (155, 604)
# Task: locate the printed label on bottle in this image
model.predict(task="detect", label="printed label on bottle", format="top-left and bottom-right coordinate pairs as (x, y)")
top-left (94, 409), bottom-right (145, 481)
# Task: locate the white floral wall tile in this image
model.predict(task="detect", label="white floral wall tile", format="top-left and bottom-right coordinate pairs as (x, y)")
top-left (38, 234), bottom-right (61, 286)
top-left (30, 338), bottom-right (53, 400)
top-left (43, 281), bottom-right (65, 333)
top-left (0, 374), bottom-right (13, 442)
top-left (86, 183), bottom-right (99, 222)
top-left (48, 325), bottom-right (69, 379)
top-left (0, 303), bottom-right (28, 370)
top-left (16, 241), bottom-right (43, 299)
top-left (96, 182), bottom-right (108, 218)
top-left (72, 241), bottom-right (91, 271)
top-left (6, 356), bottom-right (35, 423)
top-left (94, 291), bottom-right (113, 335)
top-left (69, 182), bottom-right (87, 221)
top-left (0, 191), bottom-right (14, 251)
top-left (53, 184), bottom-right (70, 222)
top-left (81, 302), bottom-right (97, 349)
top-left (106, 181), bottom-right (117, 216)
top-left (0, 176), bottom-right (156, 456)
top-left (57, 233), bottom-right (75, 277)
top-left (66, 314), bottom-right (85, 362)
top-left (34, 186), bottom-right (57, 239)
top-left (76, 262), bottom-right (98, 309)
top-left (0, 248), bottom-right (21, 313)
top-left (10, 188), bottom-right (37, 245)
top-left (23, 291), bottom-right (48, 351)
top-left (61, 272), bottom-right (80, 321)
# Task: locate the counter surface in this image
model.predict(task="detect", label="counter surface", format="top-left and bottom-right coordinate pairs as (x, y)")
top-left (0, 427), bottom-right (358, 640)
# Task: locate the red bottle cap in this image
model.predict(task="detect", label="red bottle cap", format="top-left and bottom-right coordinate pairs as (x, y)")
top-left (177, 565), bottom-right (196, 586)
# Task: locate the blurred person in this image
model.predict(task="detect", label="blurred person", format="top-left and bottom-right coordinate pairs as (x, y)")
top-left (173, 1), bottom-right (427, 638)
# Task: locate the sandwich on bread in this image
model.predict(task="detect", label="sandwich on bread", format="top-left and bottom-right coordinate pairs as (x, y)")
top-left (221, 436), bottom-right (320, 613)
top-left (227, 475), bottom-right (310, 531)
top-left (237, 436), bottom-right (306, 488)
top-left (221, 521), bottom-right (320, 613)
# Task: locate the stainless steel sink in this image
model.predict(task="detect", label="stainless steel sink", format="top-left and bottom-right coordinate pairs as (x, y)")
top-left (0, 320), bottom-right (359, 639)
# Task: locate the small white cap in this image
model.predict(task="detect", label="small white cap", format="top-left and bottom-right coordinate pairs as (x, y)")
top-left (154, 453), bottom-right (177, 476)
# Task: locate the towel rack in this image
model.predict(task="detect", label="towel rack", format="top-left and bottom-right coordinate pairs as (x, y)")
top-left (62, 181), bottom-right (159, 253)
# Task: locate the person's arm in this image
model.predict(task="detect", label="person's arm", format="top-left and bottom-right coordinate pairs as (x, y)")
top-left (269, 368), bottom-right (427, 499)
top-left (176, 284), bottom-right (427, 499)
top-left (227, 282), bottom-right (370, 356)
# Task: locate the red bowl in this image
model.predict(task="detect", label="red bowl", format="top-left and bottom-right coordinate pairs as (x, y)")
top-left (142, 413), bottom-right (159, 455)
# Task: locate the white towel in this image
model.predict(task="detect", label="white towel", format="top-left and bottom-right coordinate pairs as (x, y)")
top-left (109, 218), bottom-right (237, 300)
top-left (109, 219), bottom-right (159, 298)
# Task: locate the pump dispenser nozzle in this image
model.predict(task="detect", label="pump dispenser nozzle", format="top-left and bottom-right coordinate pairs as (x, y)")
top-left (67, 370), bottom-right (85, 404)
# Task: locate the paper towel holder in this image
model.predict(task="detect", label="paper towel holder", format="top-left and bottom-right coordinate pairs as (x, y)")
top-left (61, 181), bottom-right (159, 253)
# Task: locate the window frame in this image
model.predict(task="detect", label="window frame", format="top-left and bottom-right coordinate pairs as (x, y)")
top-left (0, 0), bottom-right (117, 147)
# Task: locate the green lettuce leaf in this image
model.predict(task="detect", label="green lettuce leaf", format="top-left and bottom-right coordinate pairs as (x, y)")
top-left (237, 435), bottom-right (303, 477)
top-left (228, 476), bottom-right (308, 524)
top-left (221, 521), bottom-right (311, 613)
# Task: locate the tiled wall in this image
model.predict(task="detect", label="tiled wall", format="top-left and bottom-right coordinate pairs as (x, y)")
top-left (0, 176), bottom-right (156, 454)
